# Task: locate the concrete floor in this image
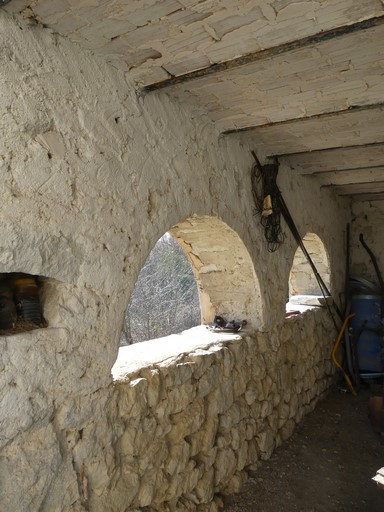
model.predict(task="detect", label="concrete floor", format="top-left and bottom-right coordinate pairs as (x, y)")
top-left (223, 386), bottom-right (384, 512)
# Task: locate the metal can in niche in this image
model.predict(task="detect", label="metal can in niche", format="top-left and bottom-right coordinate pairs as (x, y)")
top-left (13, 276), bottom-right (43, 325)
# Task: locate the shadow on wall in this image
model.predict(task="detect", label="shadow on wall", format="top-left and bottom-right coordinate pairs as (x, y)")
top-left (117, 214), bottom-right (263, 347)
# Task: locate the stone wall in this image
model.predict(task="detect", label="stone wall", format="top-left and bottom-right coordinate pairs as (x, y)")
top-left (351, 200), bottom-right (384, 286)
top-left (0, 11), bottom-right (349, 512)
top-left (104, 311), bottom-right (335, 512)
top-left (289, 233), bottom-right (331, 297)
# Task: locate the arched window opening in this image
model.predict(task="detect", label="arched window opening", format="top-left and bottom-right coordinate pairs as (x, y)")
top-left (113, 216), bottom-right (263, 379)
top-left (121, 233), bottom-right (200, 345)
top-left (287, 233), bottom-right (331, 313)
top-left (119, 215), bottom-right (263, 348)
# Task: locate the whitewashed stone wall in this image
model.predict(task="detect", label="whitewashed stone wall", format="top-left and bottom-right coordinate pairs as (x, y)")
top-left (0, 11), bottom-right (349, 512)
top-left (351, 200), bottom-right (384, 286)
top-left (289, 233), bottom-right (331, 297)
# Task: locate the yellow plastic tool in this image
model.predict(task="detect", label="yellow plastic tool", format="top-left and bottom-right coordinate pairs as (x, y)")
top-left (331, 313), bottom-right (357, 396)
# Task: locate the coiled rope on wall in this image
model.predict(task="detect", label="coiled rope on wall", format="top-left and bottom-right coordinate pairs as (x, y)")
top-left (251, 151), bottom-right (284, 253)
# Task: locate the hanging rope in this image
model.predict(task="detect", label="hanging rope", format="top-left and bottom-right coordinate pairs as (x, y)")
top-left (251, 151), bottom-right (284, 252)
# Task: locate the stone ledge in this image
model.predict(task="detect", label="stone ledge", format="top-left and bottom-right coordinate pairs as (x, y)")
top-left (112, 325), bottom-right (243, 380)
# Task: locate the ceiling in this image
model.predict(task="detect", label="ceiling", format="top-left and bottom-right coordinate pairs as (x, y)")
top-left (4, 0), bottom-right (384, 201)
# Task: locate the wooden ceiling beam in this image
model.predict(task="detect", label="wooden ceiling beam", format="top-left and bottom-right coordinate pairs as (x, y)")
top-left (330, 182), bottom-right (384, 195)
top-left (223, 102), bottom-right (384, 135)
top-left (349, 192), bottom-right (384, 201)
top-left (323, 179), bottom-right (384, 189)
top-left (141, 15), bottom-right (384, 94)
top-left (300, 165), bottom-right (384, 176)
top-left (270, 141), bottom-right (384, 158)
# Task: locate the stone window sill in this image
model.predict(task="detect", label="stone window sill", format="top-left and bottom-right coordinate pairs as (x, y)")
top-left (286, 295), bottom-right (326, 316)
top-left (112, 325), bottom-right (244, 381)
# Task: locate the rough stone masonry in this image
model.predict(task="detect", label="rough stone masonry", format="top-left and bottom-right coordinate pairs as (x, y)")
top-left (0, 9), bottom-right (353, 512)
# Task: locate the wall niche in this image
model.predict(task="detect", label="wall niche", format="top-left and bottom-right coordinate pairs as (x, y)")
top-left (0, 272), bottom-right (47, 334)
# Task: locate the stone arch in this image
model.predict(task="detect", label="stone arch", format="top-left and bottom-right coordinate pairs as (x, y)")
top-left (288, 232), bottom-right (331, 299)
top-left (168, 215), bottom-right (263, 330)
top-left (121, 214), bottom-right (263, 345)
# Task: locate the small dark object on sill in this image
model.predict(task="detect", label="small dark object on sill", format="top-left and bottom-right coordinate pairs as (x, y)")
top-left (207, 315), bottom-right (247, 333)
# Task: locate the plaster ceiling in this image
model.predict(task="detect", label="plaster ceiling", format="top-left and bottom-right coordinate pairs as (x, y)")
top-left (4, 0), bottom-right (384, 201)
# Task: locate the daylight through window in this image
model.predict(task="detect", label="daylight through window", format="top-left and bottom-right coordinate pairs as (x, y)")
top-left (121, 233), bottom-right (200, 345)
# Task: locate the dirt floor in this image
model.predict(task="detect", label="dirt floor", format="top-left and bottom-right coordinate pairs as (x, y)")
top-left (222, 386), bottom-right (384, 512)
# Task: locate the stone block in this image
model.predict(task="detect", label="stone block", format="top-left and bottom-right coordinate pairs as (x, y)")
top-left (252, 359), bottom-right (267, 380)
top-left (223, 470), bottom-right (248, 495)
top-left (214, 447), bottom-right (237, 486)
top-left (170, 362), bottom-right (195, 386)
top-left (257, 429), bottom-right (275, 460)
top-left (183, 460), bottom-right (205, 495)
top-left (189, 349), bottom-right (217, 379)
top-left (246, 439), bottom-right (259, 469)
top-left (260, 401), bottom-right (273, 420)
top-left (165, 441), bottom-right (190, 477)
top-left (221, 346), bottom-right (236, 378)
top-left (165, 380), bottom-right (197, 415)
top-left (245, 419), bottom-right (257, 441)
top-left (236, 439), bottom-right (249, 470)
top-left (141, 368), bottom-right (163, 408)
top-left (193, 467), bottom-right (215, 503)
top-left (244, 389), bottom-right (257, 405)
top-left (267, 410), bottom-right (279, 431)
top-left (137, 469), bottom-right (157, 507)
top-left (198, 364), bottom-right (222, 397)
top-left (262, 375), bottom-right (273, 398)
top-left (232, 367), bottom-right (249, 397)
top-left (119, 377), bottom-right (148, 418)
top-left (187, 417), bottom-right (219, 457)
top-left (256, 333), bottom-right (269, 354)
top-left (206, 380), bottom-right (234, 417)
top-left (168, 400), bottom-right (206, 441)
top-left (119, 427), bottom-right (137, 457)
top-left (280, 419), bottom-right (296, 441)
